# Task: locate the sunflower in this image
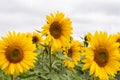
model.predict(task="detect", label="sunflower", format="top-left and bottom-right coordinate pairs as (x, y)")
top-left (27, 32), bottom-right (43, 44)
top-left (42, 11), bottom-right (72, 49)
top-left (82, 31), bottom-right (120, 80)
top-left (26, 32), bottom-right (44, 49)
top-left (0, 31), bottom-right (37, 76)
top-left (64, 40), bottom-right (81, 69)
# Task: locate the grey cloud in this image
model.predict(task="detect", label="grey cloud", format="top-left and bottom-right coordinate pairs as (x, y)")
top-left (73, 1), bottom-right (120, 15)
top-left (0, 0), bottom-right (120, 39)
top-left (0, 0), bottom-right (45, 18)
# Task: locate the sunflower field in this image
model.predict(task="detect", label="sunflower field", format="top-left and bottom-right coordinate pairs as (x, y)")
top-left (0, 11), bottom-right (120, 80)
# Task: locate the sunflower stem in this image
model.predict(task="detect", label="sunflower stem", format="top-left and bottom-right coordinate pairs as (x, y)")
top-left (61, 50), bottom-right (64, 72)
top-left (10, 75), bottom-right (14, 80)
top-left (48, 46), bottom-right (52, 72)
top-left (61, 62), bottom-right (63, 71)
top-left (41, 49), bottom-right (45, 68)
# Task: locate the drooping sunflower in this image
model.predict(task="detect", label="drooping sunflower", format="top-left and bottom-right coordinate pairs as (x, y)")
top-left (0, 31), bottom-right (37, 76)
top-left (85, 32), bottom-right (92, 42)
top-left (84, 32), bottom-right (92, 47)
top-left (82, 31), bottom-right (120, 80)
top-left (42, 11), bottom-right (72, 49)
top-left (64, 40), bottom-right (82, 69)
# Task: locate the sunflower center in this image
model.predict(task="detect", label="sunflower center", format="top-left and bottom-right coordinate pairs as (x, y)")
top-left (32, 36), bottom-right (39, 43)
top-left (68, 48), bottom-right (73, 58)
top-left (49, 22), bottom-right (62, 39)
top-left (5, 47), bottom-right (24, 63)
top-left (117, 38), bottom-right (120, 43)
top-left (117, 38), bottom-right (120, 48)
top-left (13, 49), bottom-right (19, 57)
top-left (94, 49), bottom-right (109, 67)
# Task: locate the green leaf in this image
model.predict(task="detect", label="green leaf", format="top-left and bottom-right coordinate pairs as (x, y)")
top-left (34, 48), bottom-right (43, 54)
top-left (35, 29), bottom-right (41, 33)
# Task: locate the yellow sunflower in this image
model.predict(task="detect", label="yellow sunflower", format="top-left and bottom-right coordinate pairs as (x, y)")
top-left (82, 31), bottom-right (120, 80)
top-left (0, 31), bottom-right (37, 76)
top-left (27, 32), bottom-right (43, 44)
top-left (26, 32), bottom-right (44, 49)
top-left (64, 40), bottom-right (81, 69)
top-left (42, 11), bottom-right (72, 49)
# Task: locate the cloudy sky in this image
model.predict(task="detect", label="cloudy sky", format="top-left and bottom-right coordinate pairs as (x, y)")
top-left (0, 0), bottom-right (120, 39)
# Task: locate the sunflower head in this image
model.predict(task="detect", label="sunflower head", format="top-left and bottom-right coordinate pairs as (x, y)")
top-left (64, 40), bottom-right (81, 69)
top-left (82, 31), bottom-right (120, 80)
top-left (27, 32), bottom-right (43, 44)
top-left (0, 31), bottom-right (38, 76)
top-left (26, 32), bottom-right (44, 49)
top-left (42, 11), bottom-right (72, 49)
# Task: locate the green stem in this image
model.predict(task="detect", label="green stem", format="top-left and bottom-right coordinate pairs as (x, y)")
top-left (41, 50), bottom-right (45, 68)
top-left (10, 75), bottom-right (14, 80)
top-left (48, 46), bottom-right (52, 72)
top-left (61, 50), bottom-right (64, 72)
top-left (61, 62), bottom-right (63, 71)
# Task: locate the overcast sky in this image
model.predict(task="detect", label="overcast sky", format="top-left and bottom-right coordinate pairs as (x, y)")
top-left (0, 0), bottom-right (120, 39)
